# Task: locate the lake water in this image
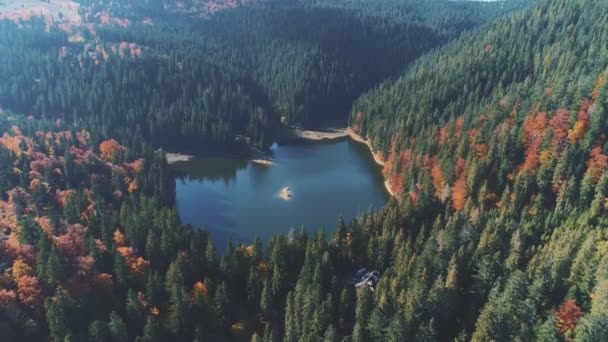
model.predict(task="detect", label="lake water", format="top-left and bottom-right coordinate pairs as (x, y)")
top-left (173, 139), bottom-right (389, 247)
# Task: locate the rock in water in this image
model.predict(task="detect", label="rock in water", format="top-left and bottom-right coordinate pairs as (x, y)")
top-left (279, 186), bottom-right (292, 200)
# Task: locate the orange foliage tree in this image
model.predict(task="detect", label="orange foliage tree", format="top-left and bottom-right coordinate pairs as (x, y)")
top-left (455, 116), bottom-right (465, 139)
top-left (16, 275), bottom-right (43, 308)
top-left (568, 103), bottom-right (589, 143)
top-left (192, 281), bottom-right (208, 301)
top-left (118, 246), bottom-right (149, 276)
top-left (439, 127), bottom-right (449, 145)
top-left (99, 139), bottom-right (126, 162)
top-left (128, 180), bottom-right (138, 193)
top-left (521, 111), bottom-right (548, 172)
top-left (12, 258), bottom-right (33, 279)
top-left (521, 139), bottom-right (541, 173)
top-left (113, 229), bottom-right (126, 247)
top-left (452, 175), bottom-right (468, 211)
top-left (431, 163), bottom-right (445, 198)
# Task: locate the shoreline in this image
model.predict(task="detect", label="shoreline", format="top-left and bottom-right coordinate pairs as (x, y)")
top-left (166, 152), bottom-right (193, 164)
top-left (288, 127), bottom-right (349, 141)
top-left (291, 127), bottom-right (396, 199)
top-left (165, 127), bottom-right (397, 199)
top-left (345, 129), bottom-right (396, 199)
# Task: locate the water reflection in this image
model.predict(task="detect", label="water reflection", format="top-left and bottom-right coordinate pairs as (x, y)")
top-left (174, 139), bottom-right (389, 245)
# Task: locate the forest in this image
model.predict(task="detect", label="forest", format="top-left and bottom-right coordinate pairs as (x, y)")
top-left (0, 0), bottom-right (524, 151)
top-left (3, 0), bottom-right (608, 341)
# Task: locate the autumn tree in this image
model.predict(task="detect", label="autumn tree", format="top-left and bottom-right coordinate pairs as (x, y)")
top-left (452, 175), bottom-right (468, 211)
top-left (99, 139), bottom-right (126, 162)
top-left (554, 299), bottom-right (583, 338)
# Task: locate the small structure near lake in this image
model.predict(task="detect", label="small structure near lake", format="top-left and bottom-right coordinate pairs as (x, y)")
top-left (350, 268), bottom-right (379, 291)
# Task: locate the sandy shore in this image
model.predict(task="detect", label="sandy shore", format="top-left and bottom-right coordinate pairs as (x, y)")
top-left (166, 152), bottom-right (193, 164)
top-left (347, 129), bottom-right (396, 199)
top-left (290, 128), bottom-right (349, 140)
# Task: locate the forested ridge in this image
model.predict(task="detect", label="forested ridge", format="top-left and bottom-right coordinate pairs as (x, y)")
top-left (5, 0), bottom-right (608, 341)
top-left (0, 0), bottom-right (524, 151)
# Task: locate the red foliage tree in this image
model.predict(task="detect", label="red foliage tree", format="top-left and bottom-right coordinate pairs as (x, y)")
top-left (523, 112), bottom-right (548, 146)
top-left (455, 117), bottom-right (465, 139)
top-left (553, 299), bottom-right (583, 337)
top-left (550, 109), bottom-right (570, 146)
top-left (52, 224), bottom-right (86, 259)
top-left (389, 173), bottom-right (404, 197)
top-left (586, 146), bottom-right (608, 182)
top-left (0, 289), bottom-right (16, 306)
top-left (475, 143), bottom-right (489, 158)
top-left (521, 139), bottom-right (541, 173)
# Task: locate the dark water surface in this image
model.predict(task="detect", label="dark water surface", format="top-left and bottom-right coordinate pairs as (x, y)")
top-left (173, 139), bottom-right (389, 247)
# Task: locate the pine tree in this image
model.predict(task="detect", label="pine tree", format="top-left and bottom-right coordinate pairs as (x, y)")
top-left (113, 247), bottom-right (131, 292)
top-left (262, 323), bottom-right (272, 342)
top-left (260, 280), bottom-right (272, 321)
top-left (168, 285), bottom-right (189, 337)
top-left (352, 322), bottom-right (366, 342)
top-left (19, 216), bottom-right (41, 246)
top-left (205, 240), bottom-right (219, 272)
top-left (355, 287), bottom-right (373, 327)
top-left (36, 234), bottom-right (51, 282)
top-left (108, 311), bottom-right (130, 342)
top-left (89, 320), bottom-right (109, 342)
top-left (387, 313), bottom-right (407, 342)
top-left (322, 325), bottom-right (337, 342)
top-left (213, 282), bottom-right (230, 331)
top-left (45, 289), bottom-right (73, 342)
top-left (247, 265), bottom-right (262, 309)
top-left (46, 246), bottom-right (67, 287)
top-left (146, 271), bottom-right (163, 308)
top-left (126, 289), bottom-right (145, 335)
top-left (250, 332), bottom-right (262, 342)
top-left (145, 230), bottom-right (159, 267)
top-left (142, 316), bottom-right (161, 342)
top-left (284, 292), bottom-right (297, 342)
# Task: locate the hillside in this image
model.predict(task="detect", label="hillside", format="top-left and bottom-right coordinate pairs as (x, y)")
top-left (6, 0), bottom-right (608, 341)
top-left (348, 0), bottom-right (608, 339)
top-left (0, 0), bottom-right (526, 152)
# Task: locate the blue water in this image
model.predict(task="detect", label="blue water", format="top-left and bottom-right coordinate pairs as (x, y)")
top-left (174, 139), bottom-right (389, 247)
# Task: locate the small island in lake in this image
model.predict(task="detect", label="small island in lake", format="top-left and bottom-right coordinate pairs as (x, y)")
top-left (279, 186), bottom-right (292, 200)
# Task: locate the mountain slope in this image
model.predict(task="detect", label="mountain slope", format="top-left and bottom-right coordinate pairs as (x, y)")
top-left (344, 0), bottom-right (608, 339)
top-left (0, 0), bottom-right (527, 151)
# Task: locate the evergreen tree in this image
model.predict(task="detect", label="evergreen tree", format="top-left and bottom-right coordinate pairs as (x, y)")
top-left (108, 311), bottom-right (130, 342)
top-left (46, 246), bottom-right (67, 288)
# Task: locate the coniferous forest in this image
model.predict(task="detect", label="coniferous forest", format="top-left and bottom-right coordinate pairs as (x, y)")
top-left (2, 0), bottom-right (608, 341)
